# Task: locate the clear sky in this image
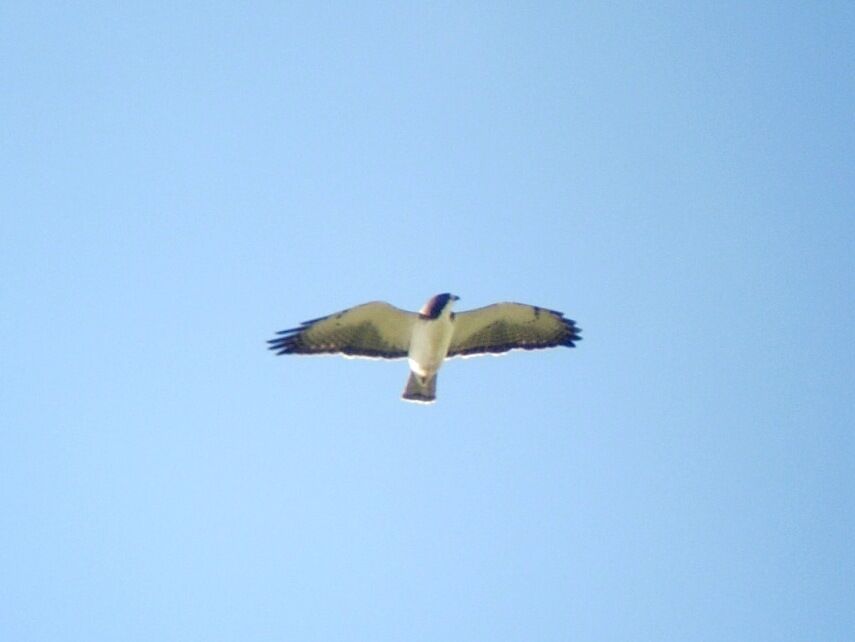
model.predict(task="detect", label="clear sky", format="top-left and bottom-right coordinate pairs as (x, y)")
top-left (2, 3), bottom-right (853, 640)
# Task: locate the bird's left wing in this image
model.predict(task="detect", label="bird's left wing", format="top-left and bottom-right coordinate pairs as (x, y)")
top-left (268, 301), bottom-right (418, 359)
top-left (448, 303), bottom-right (581, 358)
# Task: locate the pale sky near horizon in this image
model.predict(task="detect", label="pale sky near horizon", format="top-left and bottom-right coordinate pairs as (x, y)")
top-left (2, 3), bottom-right (853, 640)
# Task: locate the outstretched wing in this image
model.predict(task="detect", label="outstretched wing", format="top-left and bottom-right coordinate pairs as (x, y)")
top-left (268, 301), bottom-right (418, 359)
top-left (447, 303), bottom-right (581, 358)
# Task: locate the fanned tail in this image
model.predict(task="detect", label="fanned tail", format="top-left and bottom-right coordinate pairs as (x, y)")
top-left (402, 372), bottom-right (437, 404)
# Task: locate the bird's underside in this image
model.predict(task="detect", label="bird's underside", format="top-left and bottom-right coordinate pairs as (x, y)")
top-left (268, 294), bottom-right (581, 403)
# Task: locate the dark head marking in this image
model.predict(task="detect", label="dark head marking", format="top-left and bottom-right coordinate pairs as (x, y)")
top-left (420, 293), bottom-right (459, 319)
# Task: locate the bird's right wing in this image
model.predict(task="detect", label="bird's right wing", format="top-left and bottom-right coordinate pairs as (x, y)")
top-left (448, 302), bottom-right (581, 358)
top-left (268, 301), bottom-right (418, 359)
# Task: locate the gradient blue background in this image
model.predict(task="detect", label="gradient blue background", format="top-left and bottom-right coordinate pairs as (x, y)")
top-left (2, 3), bottom-right (853, 640)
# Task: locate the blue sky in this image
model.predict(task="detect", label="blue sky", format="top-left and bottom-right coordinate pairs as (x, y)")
top-left (2, 3), bottom-right (853, 640)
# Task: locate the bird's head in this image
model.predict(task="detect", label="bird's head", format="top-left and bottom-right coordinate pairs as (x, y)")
top-left (420, 293), bottom-right (460, 319)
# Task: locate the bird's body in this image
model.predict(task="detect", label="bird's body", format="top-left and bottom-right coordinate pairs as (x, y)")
top-left (402, 295), bottom-right (458, 402)
top-left (268, 293), bottom-right (581, 404)
top-left (408, 297), bottom-right (456, 378)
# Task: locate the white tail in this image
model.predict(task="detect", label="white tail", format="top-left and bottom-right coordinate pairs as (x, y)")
top-left (402, 372), bottom-right (437, 404)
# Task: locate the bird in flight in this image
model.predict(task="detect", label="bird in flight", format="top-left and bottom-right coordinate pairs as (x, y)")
top-left (268, 293), bottom-right (581, 404)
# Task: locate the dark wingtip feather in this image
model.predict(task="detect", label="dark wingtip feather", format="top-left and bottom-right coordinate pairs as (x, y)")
top-left (559, 315), bottom-right (582, 347)
top-left (267, 327), bottom-right (302, 354)
top-left (268, 313), bottom-right (332, 355)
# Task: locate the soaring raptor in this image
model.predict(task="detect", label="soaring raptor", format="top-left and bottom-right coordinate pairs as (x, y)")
top-left (268, 293), bottom-right (581, 404)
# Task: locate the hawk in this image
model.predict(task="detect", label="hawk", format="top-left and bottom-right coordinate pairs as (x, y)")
top-left (268, 293), bottom-right (581, 404)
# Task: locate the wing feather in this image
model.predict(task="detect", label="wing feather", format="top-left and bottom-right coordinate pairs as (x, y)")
top-left (448, 303), bottom-right (581, 358)
top-left (268, 301), bottom-right (417, 359)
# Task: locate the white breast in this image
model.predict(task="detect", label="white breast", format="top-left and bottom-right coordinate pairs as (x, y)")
top-left (407, 315), bottom-right (455, 377)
